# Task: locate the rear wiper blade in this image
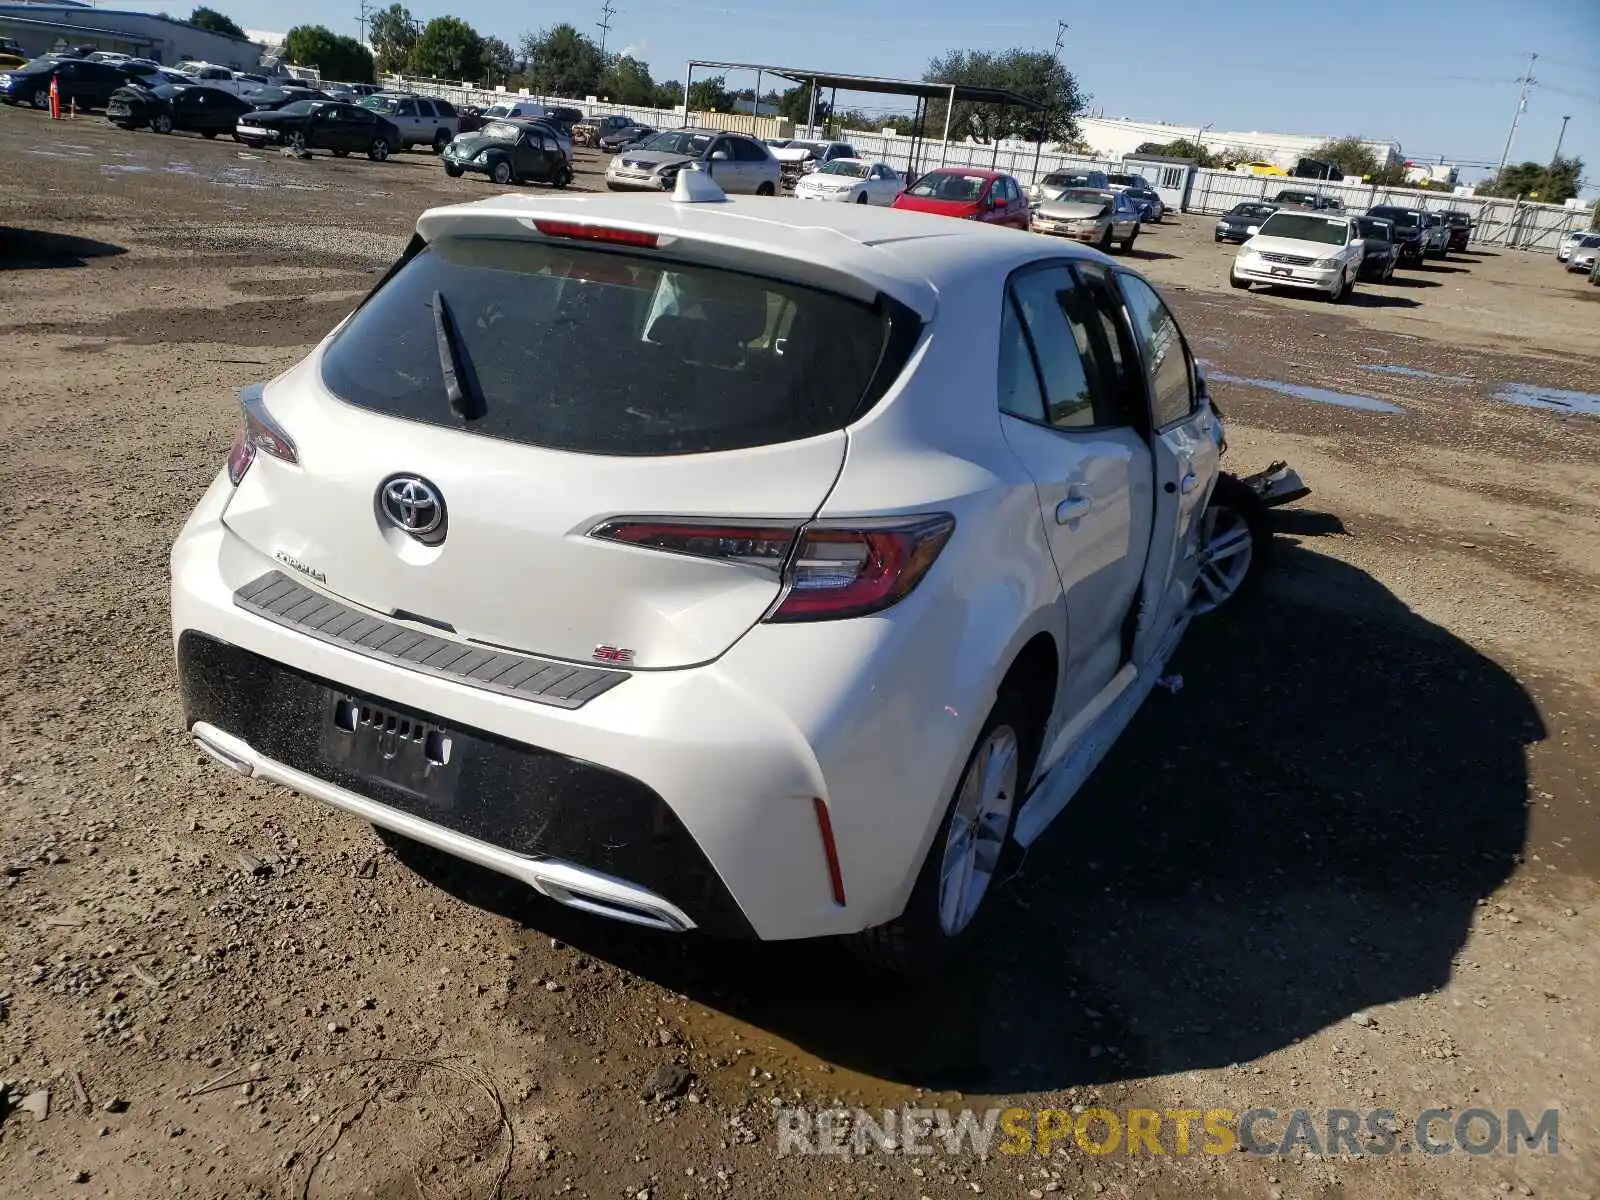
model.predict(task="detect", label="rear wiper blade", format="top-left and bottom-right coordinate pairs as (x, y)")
top-left (431, 289), bottom-right (486, 421)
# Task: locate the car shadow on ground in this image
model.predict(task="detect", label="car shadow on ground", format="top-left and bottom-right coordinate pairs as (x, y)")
top-left (1124, 247), bottom-right (1179, 262)
top-left (1379, 274), bottom-right (1443, 289)
top-left (0, 227), bottom-right (127, 270)
top-left (388, 542), bottom-right (1540, 1094)
top-left (1417, 262), bottom-right (1470, 274)
top-left (1346, 291), bottom-right (1423, 309)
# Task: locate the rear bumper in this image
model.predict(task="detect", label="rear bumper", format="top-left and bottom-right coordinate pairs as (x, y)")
top-left (169, 473), bottom-right (972, 941)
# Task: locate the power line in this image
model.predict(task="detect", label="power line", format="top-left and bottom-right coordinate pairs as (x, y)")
top-left (596, 1), bottom-right (617, 58)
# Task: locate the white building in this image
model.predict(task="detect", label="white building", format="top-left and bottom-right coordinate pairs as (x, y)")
top-left (1078, 114), bottom-right (1402, 172)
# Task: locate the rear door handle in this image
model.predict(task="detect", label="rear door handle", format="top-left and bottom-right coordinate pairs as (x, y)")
top-left (1056, 496), bottom-right (1093, 523)
top-left (1179, 472), bottom-right (1199, 495)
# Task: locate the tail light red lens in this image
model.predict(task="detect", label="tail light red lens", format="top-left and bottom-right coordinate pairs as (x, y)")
top-left (769, 516), bottom-right (954, 622)
top-left (225, 385), bottom-right (298, 486)
top-left (588, 514), bottom-right (954, 622)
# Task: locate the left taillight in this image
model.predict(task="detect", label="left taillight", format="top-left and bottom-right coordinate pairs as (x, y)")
top-left (589, 514), bottom-right (955, 622)
top-left (226, 384), bottom-right (298, 486)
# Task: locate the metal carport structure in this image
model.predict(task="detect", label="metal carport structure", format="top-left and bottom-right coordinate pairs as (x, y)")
top-left (681, 60), bottom-right (1049, 182)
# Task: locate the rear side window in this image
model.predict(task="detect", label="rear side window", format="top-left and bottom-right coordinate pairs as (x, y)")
top-left (1117, 275), bottom-right (1193, 429)
top-left (321, 238), bottom-right (911, 456)
top-left (434, 99), bottom-right (455, 116)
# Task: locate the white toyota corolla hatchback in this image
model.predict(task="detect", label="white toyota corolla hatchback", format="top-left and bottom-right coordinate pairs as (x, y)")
top-left (171, 170), bottom-right (1222, 972)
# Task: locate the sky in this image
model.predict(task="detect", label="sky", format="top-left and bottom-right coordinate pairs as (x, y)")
top-left (118, 0), bottom-right (1600, 196)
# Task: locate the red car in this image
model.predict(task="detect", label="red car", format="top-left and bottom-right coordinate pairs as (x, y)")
top-left (890, 167), bottom-right (1031, 230)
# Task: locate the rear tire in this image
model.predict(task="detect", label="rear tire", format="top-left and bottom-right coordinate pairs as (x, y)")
top-left (848, 689), bottom-right (1037, 976)
top-left (367, 138), bottom-right (389, 162)
top-left (432, 128), bottom-right (450, 153)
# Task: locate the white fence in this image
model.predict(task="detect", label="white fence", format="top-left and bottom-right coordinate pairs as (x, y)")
top-left (388, 74), bottom-right (1595, 253)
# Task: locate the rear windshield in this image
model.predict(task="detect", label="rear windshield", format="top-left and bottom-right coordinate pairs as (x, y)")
top-left (320, 238), bottom-right (907, 457)
top-left (1369, 207), bottom-right (1421, 227)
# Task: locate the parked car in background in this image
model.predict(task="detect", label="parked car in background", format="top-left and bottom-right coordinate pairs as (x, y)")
top-left (107, 82), bottom-right (253, 136)
top-left (1274, 188), bottom-right (1343, 210)
top-left (1366, 205), bottom-right (1428, 265)
top-left (443, 119), bottom-right (574, 187)
top-left (480, 100), bottom-right (551, 122)
top-left (1231, 210), bottom-right (1365, 300)
top-left (1214, 201), bottom-right (1279, 243)
top-left (0, 35), bottom-right (25, 57)
top-left (0, 51), bottom-right (27, 71)
top-left (1105, 172), bottom-right (1151, 192)
top-left (1352, 215), bottom-right (1398, 281)
top-left (1422, 212), bottom-right (1451, 258)
top-left (1565, 234), bottom-right (1600, 273)
top-left (892, 168), bottom-right (1031, 230)
top-left (325, 81), bottom-right (381, 98)
top-left (235, 99), bottom-right (402, 160)
top-left (605, 128), bottom-right (779, 194)
top-left (598, 123), bottom-right (655, 152)
top-left (247, 85), bottom-right (328, 111)
top-left (1120, 183), bottom-right (1165, 223)
top-left (1444, 211), bottom-right (1472, 252)
top-left (1237, 161), bottom-right (1289, 177)
top-left (1555, 229), bottom-right (1589, 263)
top-left (793, 158), bottom-right (904, 205)
top-left (774, 139), bottom-right (858, 189)
top-left (0, 56), bottom-right (136, 109)
top-left (170, 186), bottom-right (1227, 975)
top-left (546, 105), bottom-right (584, 131)
top-left (1027, 168), bottom-right (1109, 207)
top-left (174, 63), bottom-right (265, 98)
top-left (577, 113), bottom-right (635, 145)
top-left (360, 93), bottom-right (459, 153)
top-left (1032, 187), bottom-right (1141, 251)
top-left (1590, 254), bottom-right (1600, 286)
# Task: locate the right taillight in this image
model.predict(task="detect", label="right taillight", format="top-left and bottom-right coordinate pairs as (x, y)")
top-left (588, 514), bottom-right (955, 622)
top-left (769, 516), bottom-right (954, 622)
top-left (226, 385), bottom-right (298, 486)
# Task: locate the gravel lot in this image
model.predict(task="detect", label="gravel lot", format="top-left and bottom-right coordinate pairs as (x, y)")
top-left (2, 107), bottom-right (1598, 1200)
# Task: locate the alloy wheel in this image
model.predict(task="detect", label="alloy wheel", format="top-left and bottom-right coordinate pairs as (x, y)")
top-left (286, 131), bottom-right (306, 152)
top-left (936, 725), bottom-right (1018, 936)
top-left (1191, 505), bottom-right (1255, 614)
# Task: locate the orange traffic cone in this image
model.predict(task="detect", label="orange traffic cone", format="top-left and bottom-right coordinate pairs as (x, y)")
top-left (48, 74), bottom-right (60, 120)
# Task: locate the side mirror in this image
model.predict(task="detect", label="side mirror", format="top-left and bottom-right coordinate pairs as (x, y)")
top-left (709, 150), bottom-right (729, 161)
top-left (1246, 225), bottom-right (1260, 235)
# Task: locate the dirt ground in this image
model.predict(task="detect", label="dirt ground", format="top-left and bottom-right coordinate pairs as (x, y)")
top-left (2, 108), bottom-right (1598, 1200)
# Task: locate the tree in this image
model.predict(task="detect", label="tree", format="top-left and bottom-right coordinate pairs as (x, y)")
top-left (189, 6), bottom-right (244, 38)
top-left (282, 26), bottom-right (375, 83)
top-left (923, 48), bottom-right (1084, 144)
top-left (1134, 138), bottom-right (1214, 167)
top-left (1478, 156), bottom-right (1583, 203)
top-left (600, 54), bottom-right (657, 105)
top-left (1307, 135), bottom-right (1381, 179)
top-left (406, 17), bottom-right (483, 82)
top-left (367, 4), bottom-right (417, 76)
top-left (480, 35), bottom-right (515, 85)
top-left (777, 83), bottom-right (830, 127)
top-left (686, 75), bottom-right (733, 114)
top-left (649, 80), bottom-right (680, 108)
top-left (520, 24), bottom-right (604, 98)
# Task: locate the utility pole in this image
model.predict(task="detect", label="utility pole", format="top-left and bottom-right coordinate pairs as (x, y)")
top-left (1551, 114), bottom-right (1571, 166)
top-left (357, 0), bottom-right (374, 48)
top-left (596, 1), bottom-right (617, 58)
top-left (1496, 52), bottom-right (1537, 180)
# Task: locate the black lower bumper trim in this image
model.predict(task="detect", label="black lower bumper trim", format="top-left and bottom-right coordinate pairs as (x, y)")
top-left (177, 631), bottom-right (754, 938)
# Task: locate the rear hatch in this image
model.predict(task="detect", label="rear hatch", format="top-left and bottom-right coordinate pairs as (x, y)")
top-left (222, 229), bottom-right (914, 670)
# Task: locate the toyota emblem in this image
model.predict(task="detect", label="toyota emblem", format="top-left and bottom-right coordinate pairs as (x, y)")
top-left (378, 475), bottom-right (446, 543)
